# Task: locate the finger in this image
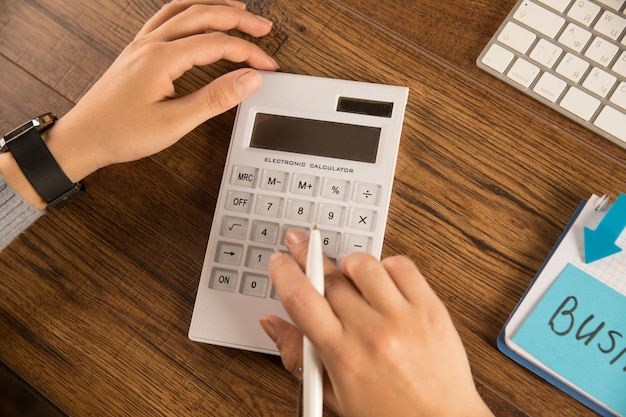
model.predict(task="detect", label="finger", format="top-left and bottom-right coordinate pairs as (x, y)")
top-left (159, 68), bottom-right (262, 142)
top-left (267, 251), bottom-right (342, 346)
top-left (136, 0), bottom-right (243, 38)
top-left (283, 229), bottom-right (373, 323)
top-left (259, 316), bottom-right (304, 379)
top-left (146, 4), bottom-right (273, 43)
top-left (163, 32), bottom-right (278, 81)
top-left (340, 252), bottom-right (407, 312)
top-left (380, 255), bottom-right (436, 305)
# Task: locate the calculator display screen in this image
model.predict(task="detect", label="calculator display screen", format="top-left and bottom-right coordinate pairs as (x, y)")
top-left (249, 113), bottom-right (381, 163)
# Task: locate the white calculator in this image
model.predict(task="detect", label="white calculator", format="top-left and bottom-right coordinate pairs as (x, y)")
top-left (189, 71), bottom-right (409, 354)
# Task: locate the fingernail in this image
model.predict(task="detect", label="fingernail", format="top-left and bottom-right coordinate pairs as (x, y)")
top-left (285, 229), bottom-right (307, 246)
top-left (257, 15), bottom-right (274, 27)
top-left (259, 318), bottom-right (278, 343)
top-left (235, 70), bottom-right (262, 96)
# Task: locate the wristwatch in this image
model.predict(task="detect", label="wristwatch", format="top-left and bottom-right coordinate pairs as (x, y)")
top-left (1, 113), bottom-right (84, 208)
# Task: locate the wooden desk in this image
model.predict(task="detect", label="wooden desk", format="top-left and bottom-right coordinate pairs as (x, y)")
top-left (1, 0), bottom-right (624, 415)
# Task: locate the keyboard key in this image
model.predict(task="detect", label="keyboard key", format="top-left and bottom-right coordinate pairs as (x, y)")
top-left (507, 58), bottom-right (541, 87)
top-left (481, 44), bottom-right (515, 73)
top-left (613, 51), bottom-right (626, 77)
top-left (558, 23), bottom-right (592, 52)
top-left (567, 0), bottom-right (602, 26)
top-left (534, 72), bottom-right (568, 102)
top-left (594, 10), bottom-right (626, 40)
top-left (536, 0), bottom-right (572, 12)
top-left (594, 106), bottom-right (626, 142)
top-left (595, 0), bottom-right (626, 11)
top-left (498, 22), bottom-right (537, 53)
top-left (514, 1), bottom-right (566, 38)
top-left (585, 36), bottom-right (620, 67)
top-left (556, 52), bottom-right (590, 82)
top-left (610, 81), bottom-right (626, 109)
top-left (560, 86), bottom-right (601, 120)
top-left (240, 273), bottom-right (269, 297)
top-left (529, 38), bottom-right (563, 67)
top-left (582, 66), bottom-right (617, 97)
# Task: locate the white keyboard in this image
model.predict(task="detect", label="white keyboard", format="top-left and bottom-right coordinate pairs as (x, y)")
top-left (478, 0), bottom-right (626, 148)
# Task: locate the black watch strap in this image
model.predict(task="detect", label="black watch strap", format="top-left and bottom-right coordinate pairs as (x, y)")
top-left (7, 128), bottom-right (84, 208)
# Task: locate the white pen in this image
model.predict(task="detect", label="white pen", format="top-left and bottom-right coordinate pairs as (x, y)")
top-left (303, 226), bottom-right (324, 417)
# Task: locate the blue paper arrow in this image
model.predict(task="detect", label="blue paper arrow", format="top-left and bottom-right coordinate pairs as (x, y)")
top-left (584, 193), bottom-right (626, 263)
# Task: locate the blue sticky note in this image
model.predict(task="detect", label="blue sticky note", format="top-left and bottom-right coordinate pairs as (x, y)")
top-left (513, 264), bottom-right (626, 415)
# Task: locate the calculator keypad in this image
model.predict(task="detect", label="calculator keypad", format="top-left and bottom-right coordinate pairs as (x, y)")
top-left (209, 165), bottom-right (381, 299)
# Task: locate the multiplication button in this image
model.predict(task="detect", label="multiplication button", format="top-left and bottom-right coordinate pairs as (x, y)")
top-left (348, 207), bottom-right (376, 231)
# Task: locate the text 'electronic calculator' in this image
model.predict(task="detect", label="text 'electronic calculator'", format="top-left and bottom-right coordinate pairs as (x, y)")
top-left (189, 72), bottom-right (409, 354)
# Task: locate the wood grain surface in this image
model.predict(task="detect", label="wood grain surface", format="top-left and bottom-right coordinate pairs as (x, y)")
top-left (1, 0), bottom-right (625, 416)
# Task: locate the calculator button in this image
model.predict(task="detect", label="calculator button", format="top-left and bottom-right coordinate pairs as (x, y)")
top-left (230, 165), bottom-right (257, 188)
top-left (259, 169), bottom-right (288, 192)
top-left (319, 229), bottom-right (341, 254)
top-left (215, 242), bottom-right (244, 265)
top-left (348, 207), bottom-right (376, 231)
top-left (220, 216), bottom-right (249, 239)
top-left (246, 246), bottom-right (274, 270)
top-left (291, 174), bottom-right (318, 196)
top-left (320, 178), bottom-right (349, 200)
top-left (353, 182), bottom-right (381, 205)
top-left (210, 268), bottom-right (238, 292)
top-left (255, 194), bottom-right (284, 218)
top-left (270, 285), bottom-right (280, 300)
top-left (343, 234), bottom-right (372, 254)
top-left (285, 199), bottom-right (315, 222)
top-left (240, 273), bottom-right (269, 297)
top-left (251, 220), bottom-right (280, 244)
top-left (225, 191), bottom-right (253, 213)
top-left (317, 203), bottom-right (344, 226)
top-left (281, 225), bottom-right (310, 245)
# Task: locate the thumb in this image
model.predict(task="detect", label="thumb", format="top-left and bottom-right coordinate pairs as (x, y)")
top-left (168, 68), bottom-right (263, 138)
top-left (260, 315), bottom-right (304, 379)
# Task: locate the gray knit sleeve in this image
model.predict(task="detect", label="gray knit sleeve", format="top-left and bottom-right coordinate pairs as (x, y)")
top-left (0, 176), bottom-right (44, 251)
